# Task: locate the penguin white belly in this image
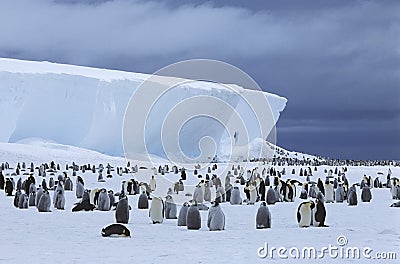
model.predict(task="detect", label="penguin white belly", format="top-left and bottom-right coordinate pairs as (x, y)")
top-left (249, 189), bottom-right (257, 204)
top-left (325, 185), bottom-right (334, 203)
top-left (298, 205), bottom-right (312, 227)
top-left (150, 199), bottom-right (164, 223)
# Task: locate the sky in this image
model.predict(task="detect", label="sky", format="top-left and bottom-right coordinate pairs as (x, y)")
top-left (0, 0), bottom-right (399, 160)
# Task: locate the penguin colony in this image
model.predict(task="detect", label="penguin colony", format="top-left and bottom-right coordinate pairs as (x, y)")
top-left (0, 158), bottom-right (399, 238)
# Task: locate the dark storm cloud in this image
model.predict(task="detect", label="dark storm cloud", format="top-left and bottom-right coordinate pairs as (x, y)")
top-left (0, 0), bottom-right (399, 159)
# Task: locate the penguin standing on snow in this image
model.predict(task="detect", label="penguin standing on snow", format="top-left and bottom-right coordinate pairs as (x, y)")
top-left (324, 178), bottom-right (334, 203)
top-left (313, 197), bottom-right (327, 227)
top-left (207, 201), bottom-right (225, 231)
top-left (149, 196), bottom-right (164, 224)
top-left (186, 203), bottom-right (201, 230)
top-left (266, 186), bottom-right (276, 205)
top-left (165, 195), bottom-right (177, 219)
top-left (230, 186), bottom-right (242, 205)
top-left (177, 202), bottom-right (190, 226)
top-left (18, 193), bottom-right (28, 209)
top-left (297, 201), bottom-right (315, 227)
top-left (54, 189), bottom-right (66, 210)
top-left (247, 185), bottom-right (257, 205)
top-left (259, 178), bottom-right (266, 201)
top-left (138, 191), bottom-right (149, 209)
top-left (76, 180), bottom-right (84, 199)
top-left (37, 190), bottom-right (51, 212)
top-left (5, 178), bottom-right (13, 196)
top-left (203, 181), bottom-right (212, 202)
top-left (193, 185), bottom-right (204, 204)
top-left (361, 186), bottom-right (372, 202)
top-left (347, 186), bottom-right (358, 206)
top-left (97, 189), bottom-right (110, 211)
top-left (256, 202), bottom-right (271, 229)
top-left (115, 193), bottom-right (129, 224)
top-left (335, 184), bottom-right (345, 203)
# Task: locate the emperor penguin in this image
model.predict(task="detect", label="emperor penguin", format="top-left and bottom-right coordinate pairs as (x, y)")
top-left (97, 189), bottom-right (110, 211)
top-left (216, 185), bottom-right (225, 203)
top-left (266, 186), bottom-right (276, 205)
top-left (361, 187), bottom-right (372, 202)
top-left (186, 203), bottom-right (201, 230)
top-left (54, 189), bottom-right (66, 210)
top-left (14, 190), bottom-right (22, 208)
top-left (18, 193), bottom-right (28, 209)
top-left (76, 181), bottom-right (84, 199)
top-left (256, 202), bottom-right (271, 229)
top-left (165, 195), bottom-right (177, 219)
top-left (312, 197), bottom-right (327, 227)
top-left (347, 186), bottom-right (358, 206)
top-left (5, 178), bottom-right (13, 196)
top-left (247, 185), bottom-right (257, 205)
top-left (297, 200), bottom-right (315, 227)
top-left (138, 191), bottom-right (149, 209)
top-left (28, 191), bottom-right (36, 207)
top-left (230, 186), bottom-right (242, 205)
top-left (324, 178), bottom-right (334, 203)
top-left (390, 178), bottom-right (399, 199)
top-left (149, 196), bottom-right (164, 224)
top-left (115, 193), bottom-right (129, 224)
top-left (36, 187), bottom-right (44, 208)
top-left (207, 201), bottom-right (225, 231)
top-left (203, 181), bottom-right (212, 202)
top-left (37, 190), bottom-right (51, 212)
top-left (335, 184), bottom-right (345, 203)
top-left (53, 182), bottom-right (64, 204)
top-left (193, 185), bottom-right (204, 204)
top-left (177, 202), bottom-right (190, 226)
top-left (149, 175), bottom-right (156, 192)
top-left (102, 224), bottom-right (131, 238)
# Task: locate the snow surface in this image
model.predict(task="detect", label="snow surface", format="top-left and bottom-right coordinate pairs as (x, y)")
top-left (0, 142), bottom-right (399, 263)
top-left (0, 58), bottom-right (287, 159)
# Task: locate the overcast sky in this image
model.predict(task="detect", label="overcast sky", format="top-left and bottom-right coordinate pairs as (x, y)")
top-left (0, 0), bottom-right (399, 160)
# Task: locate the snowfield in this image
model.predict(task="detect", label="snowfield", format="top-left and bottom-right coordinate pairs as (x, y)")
top-left (0, 141), bottom-right (399, 264)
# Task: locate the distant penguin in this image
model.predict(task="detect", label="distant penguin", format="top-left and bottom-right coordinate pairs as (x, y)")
top-left (259, 179), bottom-right (266, 201)
top-left (108, 190), bottom-right (115, 209)
top-left (37, 191), bottom-right (51, 212)
top-left (348, 186), bottom-right (358, 206)
top-left (361, 187), bottom-right (372, 202)
top-left (297, 201), bottom-right (315, 227)
top-left (299, 190), bottom-right (308, 199)
top-left (256, 202), bottom-right (271, 229)
top-left (186, 204), bottom-right (201, 230)
top-left (149, 176), bottom-right (156, 192)
top-left (28, 191), bottom-right (36, 207)
top-left (266, 187), bottom-right (276, 205)
top-left (64, 177), bottom-right (73, 191)
top-left (165, 195), bottom-right (177, 219)
top-left (203, 181), bottom-right (212, 202)
top-left (177, 202), bottom-right (190, 226)
top-left (149, 197), bottom-right (164, 224)
top-left (14, 190), bottom-right (21, 208)
top-left (193, 185), bottom-right (204, 204)
top-left (115, 194), bottom-right (129, 224)
top-left (5, 178), bottom-right (13, 196)
top-left (97, 189), bottom-right (110, 211)
top-left (230, 186), bottom-right (242, 205)
top-left (138, 191), bottom-right (149, 209)
top-left (247, 185), bottom-right (257, 205)
top-left (76, 181), bottom-right (84, 199)
top-left (324, 179), bottom-right (334, 203)
top-left (18, 193), bottom-right (28, 209)
top-left (335, 184), bottom-right (345, 203)
top-left (36, 187), bottom-right (44, 207)
top-left (54, 190), bottom-right (66, 210)
top-left (207, 201), bottom-right (225, 231)
top-left (101, 224), bottom-right (131, 238)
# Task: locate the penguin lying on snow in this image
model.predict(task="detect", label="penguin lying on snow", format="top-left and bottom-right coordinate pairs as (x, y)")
top-left (101, 224), bottom-right (131, 238)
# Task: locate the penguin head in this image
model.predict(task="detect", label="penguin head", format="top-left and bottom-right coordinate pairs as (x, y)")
top-left (261, 202), bottom-right (267, 207)
top-left (212, 200), bottom-right (219, 207)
